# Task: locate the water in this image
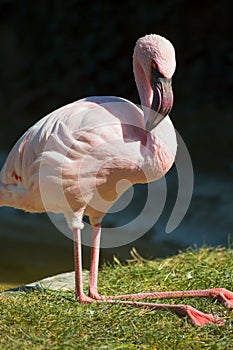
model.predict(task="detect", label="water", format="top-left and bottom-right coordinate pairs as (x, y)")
top-left (0, 150), bottom-right (232, 285)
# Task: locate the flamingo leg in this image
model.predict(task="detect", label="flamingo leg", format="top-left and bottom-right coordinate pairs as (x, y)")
top-left (73, 227), bottom-right (93, 303)
top-left (89, 223), bottom-right (101, 299)
top-left (97, 300), bottom-right (223, 326)
top-left (74, 225), bottom-right (227, 325)
top-left (102, 288), bottom-right (233, 325)
top-left (105, 288), bottom-right (233, 309)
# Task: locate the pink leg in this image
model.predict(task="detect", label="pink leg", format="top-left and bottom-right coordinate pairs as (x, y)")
top-left (105, 288), bottom-right (233, 309)
top-left (73, 227), bottom-right (93, 303)
top-left (96, 300), bottom-right (223, 326)
top-left (89, 223), bottom-right (101, 299)
top-left (73, 225), bottom-right (229, 325)
top-left (101, 288), bottom-right (233, 325)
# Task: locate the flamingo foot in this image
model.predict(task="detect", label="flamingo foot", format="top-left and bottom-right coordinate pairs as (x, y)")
top-left (89, 288), bottom-right (102, 300)
top-left (97, 300), bottom-right (224, 326)
top-left (76, 293), bottom-right (95, 304)
top-left (211, 288), bottom-right (233, 309)
top-left (75, 293), bottom-right (224, 325)
top-left (184, 305), bottom-right (223, 326)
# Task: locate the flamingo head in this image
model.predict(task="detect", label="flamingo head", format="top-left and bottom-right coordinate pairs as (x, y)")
top-left (133, 34), bottom-right (176, 130)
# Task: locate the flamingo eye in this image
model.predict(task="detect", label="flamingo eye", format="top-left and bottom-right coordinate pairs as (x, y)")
top-left (151, 60), bottom-right (157, 70)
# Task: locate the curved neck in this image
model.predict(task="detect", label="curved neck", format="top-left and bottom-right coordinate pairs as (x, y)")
top-left (133, 58), bottom-right (153, 125)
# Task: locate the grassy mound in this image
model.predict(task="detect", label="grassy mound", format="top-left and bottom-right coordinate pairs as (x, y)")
top-left (1, 247), bottom-right (233, 349)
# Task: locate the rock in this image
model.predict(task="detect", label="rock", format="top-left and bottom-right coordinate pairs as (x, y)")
top-left (27, 271), bottom-right (89, 291)
top-left (3, 271), bottom-right (89, 292)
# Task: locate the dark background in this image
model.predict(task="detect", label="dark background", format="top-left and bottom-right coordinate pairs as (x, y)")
top-left (0, 0), bottom-right (232, 173)
top-left (0, 0), bottom-right (232, 284)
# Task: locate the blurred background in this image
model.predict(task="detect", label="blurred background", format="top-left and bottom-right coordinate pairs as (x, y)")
top-left (0, 0), bottom-right (232, 285)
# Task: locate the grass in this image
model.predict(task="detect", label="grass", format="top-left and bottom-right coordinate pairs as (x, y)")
top-left (1, 247), bottom-right (233, 349)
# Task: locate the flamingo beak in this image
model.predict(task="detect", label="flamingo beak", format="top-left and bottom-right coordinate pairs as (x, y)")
top-left (146, 70), bottom-right (174, 130)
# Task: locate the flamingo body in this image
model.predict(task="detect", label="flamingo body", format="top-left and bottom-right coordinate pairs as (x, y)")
top-left (0, 96), bottom-right (176, 227)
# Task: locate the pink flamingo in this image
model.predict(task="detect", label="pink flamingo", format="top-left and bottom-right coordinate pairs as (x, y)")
top-left (1, 34), bottom-right (233, 326)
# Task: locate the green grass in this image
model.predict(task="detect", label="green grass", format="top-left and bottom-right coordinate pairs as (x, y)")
top-left (1, 247), bottom-right (233, 349)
